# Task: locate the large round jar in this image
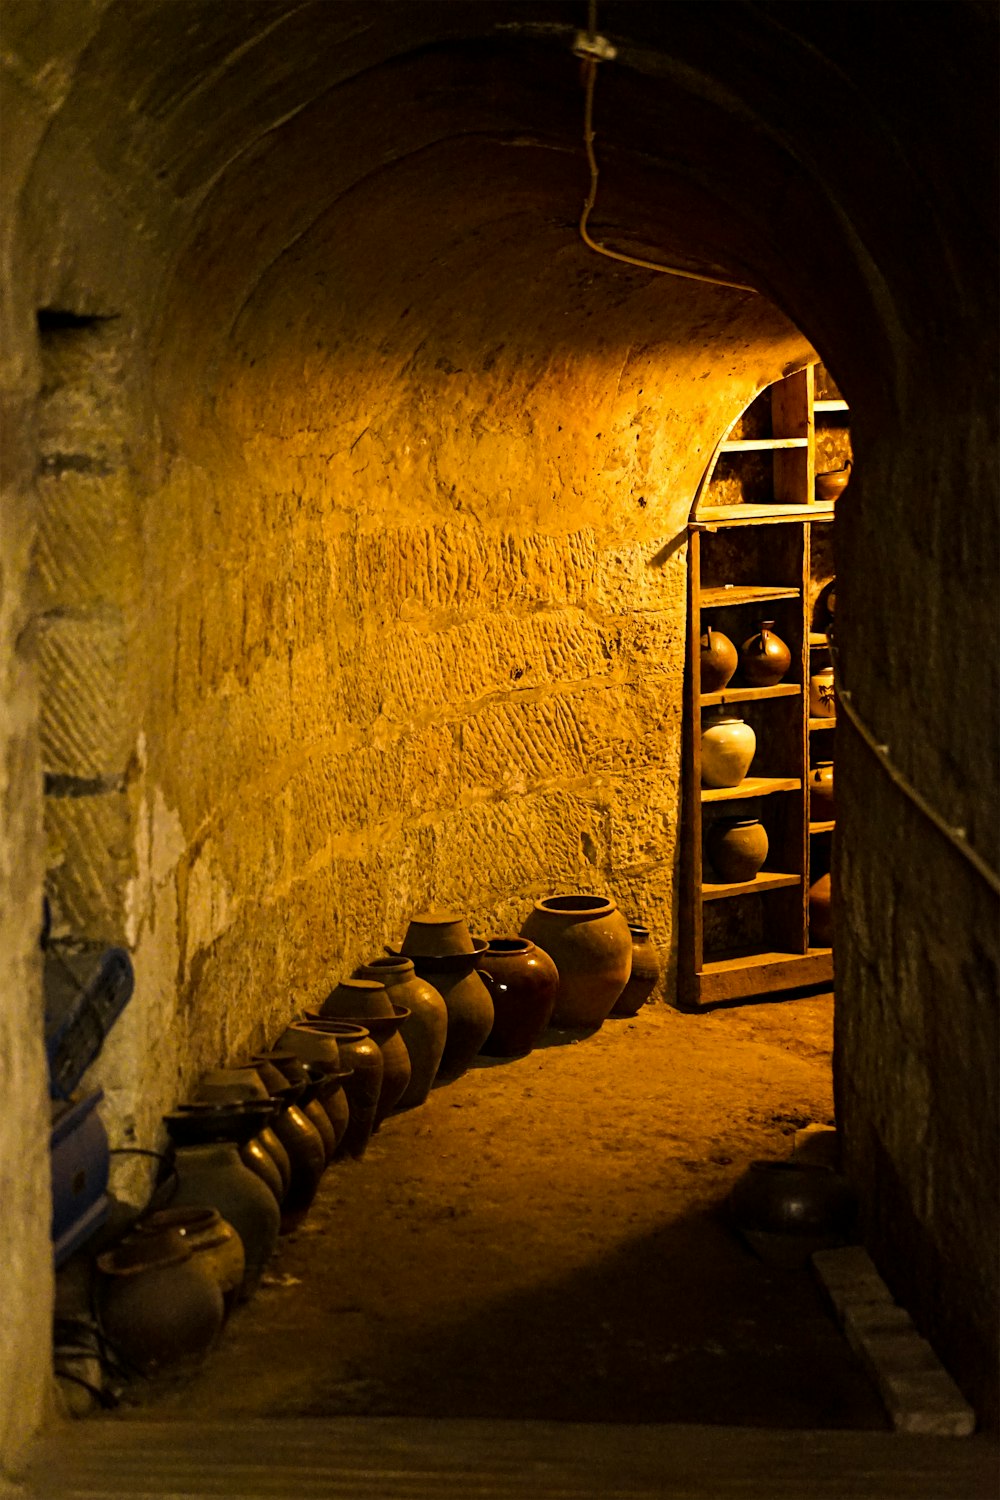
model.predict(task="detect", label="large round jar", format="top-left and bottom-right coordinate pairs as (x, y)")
top-left (476, 938), bottom-right (559, 1057)
top-left (300, 1020), bottom-right (383, 1159)
top-left (520, 895), bottom-right (631, 1029)
top-left (267, 1099), bottom-right (326, 1232)
top-left (357, 956), bottom-right (447, 1108)
top-left (610, 925), bottom-right (661, 1017)
top-left (170, 1140), bottom-right (280, 1295)
top-left (739, 621), bottom-right (792, 687)
top-left (699, 627), bottom-right (737, 693)
top-left (320, 977), bottom-right (392, 1020)
top-left (130, 1207), bottom-right (245, 1315)
top-left (96, 1228), bottom-right (223, 1373)
top-left (239, 1135), bottom-right (285, 1205)
top-left (706, 818), bottom-right (769, 883)
top-left (398, 947), bottom-right (494, 1083)
top-left (700, 710), bottom-right (756, 788)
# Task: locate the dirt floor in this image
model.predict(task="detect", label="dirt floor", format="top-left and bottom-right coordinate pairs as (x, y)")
top-left (108, 990), bottom-right (887, 1431)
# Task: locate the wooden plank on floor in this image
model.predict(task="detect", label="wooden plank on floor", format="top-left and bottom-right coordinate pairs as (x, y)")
top-left (22, 1416), bottom-right (1000, 1500)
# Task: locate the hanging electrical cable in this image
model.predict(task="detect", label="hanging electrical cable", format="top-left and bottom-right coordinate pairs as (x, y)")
top-left (573, 0), bottom-right (757, 293)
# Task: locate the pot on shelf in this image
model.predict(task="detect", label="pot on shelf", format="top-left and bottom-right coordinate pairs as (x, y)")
top-left (739, 621), bottom-right (791, 687)
top-left (809, 667), bottom-right (836, 719)
top-left (520, 894), bottom-right (631, 1030)
top-left (809, 762), bottom-right (835, 820)
top-left (700, 708), bottom-right (756, 788)
top-left (476, 937), bottom-right (559, 1057)
top-left (815, 460), bottom-right (851, 503)
top-left (809, 872), bottom-right (832, 947)
top-left (706, 818), bottom-right (769, 883)
top-left (610, 925), bottom-right (661, 1018)
top-left (700, 626), bottom-right (738, 693)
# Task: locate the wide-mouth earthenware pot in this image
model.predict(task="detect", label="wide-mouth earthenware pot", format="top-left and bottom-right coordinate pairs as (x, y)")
top-left (398, 909), bottom-right (476, 957)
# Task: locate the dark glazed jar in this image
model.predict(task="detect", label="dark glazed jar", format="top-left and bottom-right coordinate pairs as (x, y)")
top-left (706, 818), bottom-right (769, 883)
top-left (476, 938), bottom-right (559, 1057)
top-left (397, 946), bottom-right (494, 1082)
top-left (739, 620), bottom-right (792, 687)
top-left (301, 1020), bottom-right (383, 1159)
top-left (356, 956), bottom-right (448, 1108)
top-left (267, 1097), bottom-right (327, 1232)
top-left (164, 1139), bottom-right (281, 1298)
top-left (729, 1160), bottom-right (856, 1266)
top-left (610, 925), bottom-right (661, 1017)
top-left (96, 1228), bottom-right (224, 1373)
top-left (520, 894), bottom-right (631, 1029)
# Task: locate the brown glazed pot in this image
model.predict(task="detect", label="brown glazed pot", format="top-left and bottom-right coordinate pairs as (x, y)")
top-left (739, 620), bottom-right (792, 687)
top-left (809, 762), bottom-right (835, 820)
top-left (320, 977), bottom-right (392, 1021)
top-left (319, 1009), bottom-right (411, 1128)
top-left (130, 1206), bottom-right (245, 1315)
top-left (815, 459), bottom-right (851, 503)
top-left (394, 946), bottom-right (494, 1082)
top-left (300, 1020), bottom-right (383, 1159)
top-left (356, 956), bottom-right (447, 1108)
top-left (476, 938), bottom-right (559, 1057)
top-left (610, 925), bottom-right (661, 1017)
top-left (267, 1100), bottom-right (326, 1232)
top-left (399, 909), bottom-right (476, 956)
top-left (239, 1134), bottom-right (285, 1205)
top-left (809, 872), bottom-right (833, 947)
top-left (170, 1140), bottom-right (281, 1296)
top-left (520, 895), bottom-right (631, 1029)
top-left (706, 818), bottom-right (769, 883)
top-left (96, 1228), bottom-right (224, 1373)
top-left (699, 626), bottom-right (738, 693)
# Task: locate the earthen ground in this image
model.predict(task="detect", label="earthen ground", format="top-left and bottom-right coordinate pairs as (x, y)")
top-left (110, 991), bottom-right (887, 1430)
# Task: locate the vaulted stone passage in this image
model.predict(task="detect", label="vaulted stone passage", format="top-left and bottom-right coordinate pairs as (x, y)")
top-left (1, 0), bottom-right (996, 1467)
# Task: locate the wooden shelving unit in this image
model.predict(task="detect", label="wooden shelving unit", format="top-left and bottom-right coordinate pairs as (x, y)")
top-left (679, 364), bottom-right (841, 1009)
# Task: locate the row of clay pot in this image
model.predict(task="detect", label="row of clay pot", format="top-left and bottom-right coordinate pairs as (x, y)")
top-left (94, 898), bottom-right (663, 1373)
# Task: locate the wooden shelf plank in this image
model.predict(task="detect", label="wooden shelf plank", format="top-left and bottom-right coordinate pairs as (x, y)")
top-left (692, 947), bottom-right (835, 1006)
top-left (702, 872), bottom-right (802, 902)
top-left (808, 632), bottom-right (831, 646)
top-left (809, 820), bottom-right (836, 834)
top-left (809, 716), bottom-right (837, 730)
top-left (700, 585), bottom-right (800, 607)
top-left (700, 684), bottom-right (801, 706)
top-left (692, 504), bottom-right (836, 528)
top-left (701, 776), bottom-right (801, 802)
top-left (720, 438), bottom-right (809, 451)
top-left (814, 399), bottom-right (849, 412)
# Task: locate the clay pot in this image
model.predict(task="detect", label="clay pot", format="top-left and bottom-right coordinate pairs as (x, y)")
top-left (476, 938), bottom-right (559, 1057)
top-left (356, 956), bottom-right (447, 1108)
top-left (346, 1009), bottom-right (412, 1127)
top-left (399, 909), bottom-right (476, 957)
top-left (706, 818), bottom-right (769, 883)
top-left (810, 667), bottom-right (836, 719)
top-left (739, 621), bottom-right (792, 687)
top-left (96, 1228), bottom-right (224, 1373)
top-left (809, 872), bottom-right (833, 947)
top-left (700, 709), bottom-right (756, 788)
top-left (239, 1134), bottom-right (286, 1204)
top-left (520, 895), bottom-right (631, 1029)
top-left (729, 1160), bottom-right (856, 1266)
top-left (320, 977), bottom-right (393, 1021)
top-left (700, 627), bottom-right (738, 693)
top-left (167, 1141), bottom-right (281, 1296)
top-left (395, 948), bottom-right (494, 1082)
top-left (809, 761), bottom-right (835, 820)
top-left (272, 1023), bottom-right (343, 1068)
top-left (610, 925), bottom-right (661, 1017)
top-left (301, 1021), bottom-right (382, 1159)
top-left (130, 1207), bottom-right (245, 1315)
top-left (815, 460), bottom-right (851, 503)
top-left (267, 1099), bottom-right (326, 1232)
